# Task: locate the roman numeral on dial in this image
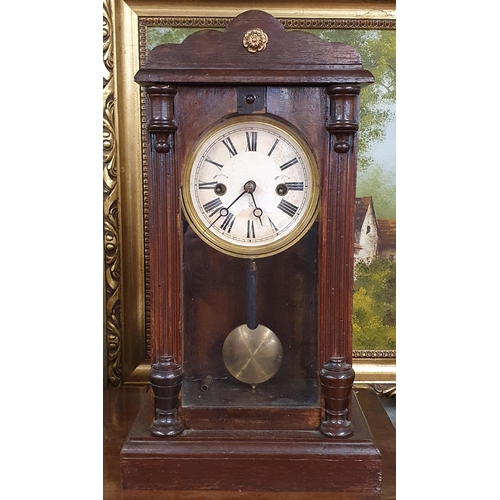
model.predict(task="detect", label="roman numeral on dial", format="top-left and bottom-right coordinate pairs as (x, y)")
top-left (246, 131), bottom-right (258, 152)
top-left (247, 220), bottom-right (255, 239)
top-left (203, 198), bottom-right (223, 215)
top-left (285, 182), bottom-right (304, 191)
top-left (205, 157), bottom-right (224, 170)
top-left (267, 216), bottom-right (279, 233)
top-left (222, 137), bottom-right (238, 157)
top-left (277, 199), bottom-right (298, 217)
top-left (198, 181), bottom-right (218, 189)
top-left (268, 139), bottom-right (279, 156)
top-left (279, 157), bottom-right (299, 171)
top-left (220, 212), bottom-right (236, 232)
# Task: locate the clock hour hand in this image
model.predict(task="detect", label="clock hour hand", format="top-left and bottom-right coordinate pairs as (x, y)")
top-left (249, 192), bottom-right (263, 226)
top-left (244, 180), bottom-right (263, 226)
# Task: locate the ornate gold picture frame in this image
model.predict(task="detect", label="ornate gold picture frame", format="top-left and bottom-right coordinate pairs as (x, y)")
top-left (103, 0), bottom-right (396, 388)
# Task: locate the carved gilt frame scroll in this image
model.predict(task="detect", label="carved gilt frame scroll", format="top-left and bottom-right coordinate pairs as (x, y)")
top-left (103, 0), bottom-right (396, 388)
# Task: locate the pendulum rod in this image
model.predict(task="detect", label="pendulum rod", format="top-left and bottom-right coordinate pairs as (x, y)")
top-left (246, 259), bottom-right (258, 330)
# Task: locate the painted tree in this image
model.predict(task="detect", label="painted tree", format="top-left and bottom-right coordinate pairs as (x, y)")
top-left (352, 258), bottom-right (396, 350)
top-left (148, 27), bottom-right (202, 50)
top-left (309, 29), bottom-right (396, 173)
top-left (356, 165), bottom-right (396, 219)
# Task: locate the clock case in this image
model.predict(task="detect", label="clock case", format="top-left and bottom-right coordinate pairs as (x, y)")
top-left (121, 10), bottom-right (381, 496)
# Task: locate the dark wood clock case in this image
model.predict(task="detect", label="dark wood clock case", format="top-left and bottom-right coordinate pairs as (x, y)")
top-left (120, 10), bottom-right (381, 497)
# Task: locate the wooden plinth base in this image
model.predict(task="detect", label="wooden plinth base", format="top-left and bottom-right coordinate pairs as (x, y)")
top-left (120, 391), bottom-right (381, 495)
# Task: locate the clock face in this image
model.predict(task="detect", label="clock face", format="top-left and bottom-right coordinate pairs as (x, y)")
top-left (181, 115), bottom-right (319, 258)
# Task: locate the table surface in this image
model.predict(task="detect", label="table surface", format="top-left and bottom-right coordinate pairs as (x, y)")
top-left (104, 385), bottom-right (395, 500)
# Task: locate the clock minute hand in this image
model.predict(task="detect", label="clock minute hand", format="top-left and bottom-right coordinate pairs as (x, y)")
top-left (207, 188), bottom-right (247, 229)
top-left (226, 189), bottom-right (247, 210)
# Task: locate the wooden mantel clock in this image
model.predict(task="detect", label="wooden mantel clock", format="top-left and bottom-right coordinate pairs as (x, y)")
top-left (121, 10), bottom-right (381, 496)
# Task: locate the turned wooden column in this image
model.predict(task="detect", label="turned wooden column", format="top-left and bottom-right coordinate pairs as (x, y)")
top-left (144, 84), bottom-right (183, 435)
top-left (319, 84), bottom-right (360, 438)
top-left (149, 355), bottom-right (184, 436)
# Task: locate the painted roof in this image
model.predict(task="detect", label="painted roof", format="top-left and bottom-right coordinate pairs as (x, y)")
top-left (377, 219), bottom-right (396, 248)
top-left (354, 196), bottom-right (374, 233)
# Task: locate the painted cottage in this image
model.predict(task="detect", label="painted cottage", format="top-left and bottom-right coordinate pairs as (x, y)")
top-left (354, 196), bottom-right (378, 264)
top-left (354, 196), bottom-right (396, 264)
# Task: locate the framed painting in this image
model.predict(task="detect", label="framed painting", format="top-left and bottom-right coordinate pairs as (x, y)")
top-left (103, 0), bottom-right (396, 391)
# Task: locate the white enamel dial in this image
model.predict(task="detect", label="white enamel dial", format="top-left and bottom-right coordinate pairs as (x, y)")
top-left (181, 115), bottom-right (319, 258)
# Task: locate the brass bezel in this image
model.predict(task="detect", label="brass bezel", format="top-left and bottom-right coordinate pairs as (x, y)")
top-left (180, 114), bottom-right (320, 259)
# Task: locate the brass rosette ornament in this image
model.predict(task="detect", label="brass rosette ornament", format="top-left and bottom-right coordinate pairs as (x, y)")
top-left (243, 28), bottom-right (268, 53)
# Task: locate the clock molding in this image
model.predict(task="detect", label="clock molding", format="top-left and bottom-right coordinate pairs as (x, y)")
top-left (103, 0), bottom-right (396, 388)
top-left (117, 9), bottom-right (387, 493)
